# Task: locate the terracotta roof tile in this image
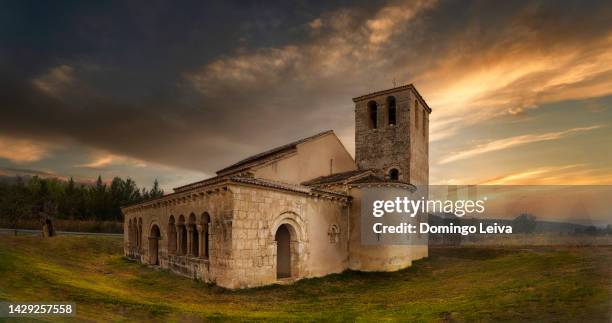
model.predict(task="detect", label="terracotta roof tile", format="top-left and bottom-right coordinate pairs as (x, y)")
top-left (301, 169), bottom-right (373, 186)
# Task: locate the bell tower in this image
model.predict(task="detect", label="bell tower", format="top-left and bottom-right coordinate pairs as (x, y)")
top-left (353, 84), bottom-right (430, 185)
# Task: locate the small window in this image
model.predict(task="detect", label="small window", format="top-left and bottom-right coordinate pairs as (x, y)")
top-left (387, 96), bottom-right (396, 126)
top-left (415, 106), bottom-right (419, 129)
top-left (367, 100), bottom-right (378, 129)
top-left (328, 224), bottom-right (340, 244)
top-left (422, 111), bottom-right (426, 135)
top-left (389, 168), bottom-right (399, 181)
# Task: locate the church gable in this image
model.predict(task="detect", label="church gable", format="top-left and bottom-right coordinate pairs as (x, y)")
top-left (172, 130), bottom-right (356, 193)
top-left (216, 130), bottom-right (333, 176)
top-left (252, 131), bottom-right (357, 185)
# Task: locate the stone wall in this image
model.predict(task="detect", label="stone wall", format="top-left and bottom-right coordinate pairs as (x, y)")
top-left (123, 182), bottom-right (349, 289)
top-left (409, 91), bottom-right (429, 186)
top-left (226, 184), bottom-right (349, 288)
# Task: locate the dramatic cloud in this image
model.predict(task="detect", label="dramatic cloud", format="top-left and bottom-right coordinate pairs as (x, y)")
top-left (187, 0), bottom-right (437, 96)
top-left (77, 152), bottom-right (147, 169)
top-left (438, 125), bottom-right (604, 165)
top-left (481, 164), bottom-right (612, 185)
top-left (0, 0), bottom-right (611, 187)
top-left (425, 41), bottom-right (612, 141)
top-left (0, 135), bottom-right (53, 163)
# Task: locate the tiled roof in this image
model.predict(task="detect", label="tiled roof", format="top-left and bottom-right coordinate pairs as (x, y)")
top-left (349, 174), bottom-right (416, 190)
top-left (301, 169), bottom-right (373, 186)
top-left (348, 174), bottom-right (387, 184)
top-left (172, 175), bottom-right (224, 193)
top-left (231, 176), bottom-right (349, 198)
top-left (125, 175), bottom-right (350, 210)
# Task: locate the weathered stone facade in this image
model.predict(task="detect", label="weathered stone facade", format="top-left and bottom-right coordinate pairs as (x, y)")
top-left (123, 84), bottom-right (431, 289)
top-left (124, 179), bottom-right (349, 288)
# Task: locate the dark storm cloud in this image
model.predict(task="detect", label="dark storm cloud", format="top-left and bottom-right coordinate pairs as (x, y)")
top-left (0, 0), bottom-right (385, 172)
top-left (1, 0), bottom-right (611, 179)
top-left (0, 1), bottom-right (278, 166)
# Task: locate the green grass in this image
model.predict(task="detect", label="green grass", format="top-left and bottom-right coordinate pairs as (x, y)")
top-left (0, 236), bottom-right (610, 322)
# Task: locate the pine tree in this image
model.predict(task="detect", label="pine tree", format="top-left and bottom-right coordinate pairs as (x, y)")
top-left (149, 179), bottom-right (164, 199)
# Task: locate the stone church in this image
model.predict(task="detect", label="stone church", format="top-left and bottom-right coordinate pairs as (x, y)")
top-left (122, 84), bottom-right (431, 289)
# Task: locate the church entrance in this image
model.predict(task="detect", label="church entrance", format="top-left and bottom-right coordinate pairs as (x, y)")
top-left (149, 225), bottom-right (161, 265)
top-left (275, 224), bottom-right (292, 278)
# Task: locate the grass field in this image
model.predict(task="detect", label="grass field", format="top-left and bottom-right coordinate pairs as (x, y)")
top-left (0, 235), bottom-right (610, 322)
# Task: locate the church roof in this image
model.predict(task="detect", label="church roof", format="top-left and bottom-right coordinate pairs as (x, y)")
top-left (303, 170), bottom-right (417, 191)
top-left (301, 169), bottom-right (373, 186)
top-left (173, 130), bottom-right (336, 193)
top-left (123, 175), bottom-right (349, 211)
top-left (215, 130), bottom-right (334, 175)
top-left (348, 174), bottom-right (416, 190)
top-left (231, 176), bottom-right (349, 198)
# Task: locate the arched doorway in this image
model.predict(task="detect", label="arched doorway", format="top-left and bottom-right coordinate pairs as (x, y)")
top-left (275, 224), bottom-right (292, 279)
top-left (149, 225), bottom-right (161, 265)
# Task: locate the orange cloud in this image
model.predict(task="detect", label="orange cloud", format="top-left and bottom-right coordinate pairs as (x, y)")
top-left (422, 31), bottom-right (612, 141)
top-left (77, 153), bottom-right (147, 169)
top-left (0, 135), bottom-right (51, 163)
top-left (438, 125), bottom-right (604, 165)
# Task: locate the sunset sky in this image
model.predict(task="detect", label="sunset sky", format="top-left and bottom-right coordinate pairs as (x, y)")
top-left (1, 0), bottom-right (611, 191)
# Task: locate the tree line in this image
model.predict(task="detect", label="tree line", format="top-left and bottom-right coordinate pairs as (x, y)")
top-left (0, 175), bottom-right (163, 227)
